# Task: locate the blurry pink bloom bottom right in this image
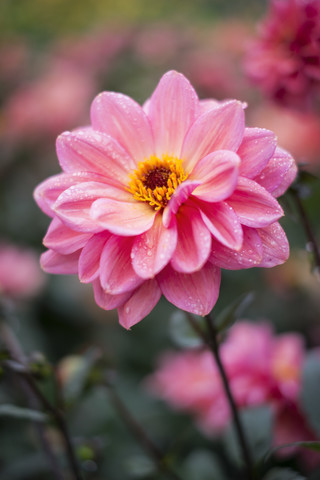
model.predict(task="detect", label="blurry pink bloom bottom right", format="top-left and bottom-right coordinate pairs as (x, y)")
top-left (146, 321), bottom-right (319, 468)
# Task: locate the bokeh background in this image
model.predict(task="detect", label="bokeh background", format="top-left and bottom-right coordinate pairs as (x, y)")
top-left (1, 1), bottom-right (320, 479)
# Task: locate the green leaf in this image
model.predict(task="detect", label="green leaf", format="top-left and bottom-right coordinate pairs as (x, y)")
top-left (264, 440), bottom-right (320, 462)
top-left (300, 352), bottom-right (320, 436)
top-left (263, 467), bottom-right (306, 480)
top-left (215, 292), bottom-right (255, 333)
top-left (182, 450), bottom-right (226, 480)
top-left (224, 406), bottom-right (273, 465)
top-left (169, 310), bottom-right (204, 349)
top-left (0, 404), bottom-right (47, 422)
top-left (63, 347), bottom-right (101, 404)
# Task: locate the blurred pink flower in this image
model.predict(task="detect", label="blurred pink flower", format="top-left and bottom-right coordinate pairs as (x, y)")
top-left (0, 243), bottom-right (45, 299)
top-left (146, 321), bottom-right (317, 458)
top-left (34, 71), bottom-right (296, 328)
top-left (245, 0), bottom-right (320, 110)
top-left (3, 64), bottom-right (95, 143)
top-left (249, 103), bottom-right (320, 170)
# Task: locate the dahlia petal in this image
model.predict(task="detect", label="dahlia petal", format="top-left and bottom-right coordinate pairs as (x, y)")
top-left (209, 227), bottom-right (263, 270)
top-left (100, 235), bottom-right (144, 294)
top-left (56, 129), bottom-right (135, 184)
top-left (78, 232), bottom-right (110, 283)
top-left (53, 181), bottom-right (130, 233)
top-left (118, 279), bottom-right (161, 329)
top-left (198, 99), bottom-right (221, 115)
top-left (158, 262), bottom-right (221, 316)
top-left (238, 128), bottom-right (277, 178)
top-left (171, 206), bottom-right (211, 273)
top-left (227, 177), bottom-right (284, 227)
top-left (198, 200), bottom-right (243, 250)
top-left (93, 279), bottom-right (131, 310)
top-left (131, 214), bottom-right (177, 279)
top-left (258, 222), bottom-right (289, 267)
top-left (255, 147), bottom-right (297, 197)
top-left (182, 100), bottom-right (245, 172)
top-left (33, 172), bottom-right (105, 217)
top-left (162, 180), bottom-right (200, 228)
top-left (148, 70), bottom-right (199, 157)
top-left (90, 91), bottom-right (154, 162)
top-left (90, 198), bottom-right (156, 236)
top-left (43, 217), bottom-right (90, 255)
top-left (191, 150), bottom-right (240, 202)
top-left (40, 249), bottom-right (80, 274)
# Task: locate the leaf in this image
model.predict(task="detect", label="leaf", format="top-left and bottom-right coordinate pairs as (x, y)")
top-left (263, 467), bottom-right (306, 480)
top-left (300, 352), bottom-right (320, 436)
top-left (224, 406), bottom-right (273, 465)
top-left (182, 450), bottom-right (226, 480)
top-left (215, 292), bottom-right (255, 333)
top-left (169, 310), bottom-right (204, 349)
top-left (0, 404), bottom-right (48, 422)
top-left (63, 347), bottom-right (101, 404)
top-left (264, 440), bottom-right (320, 463)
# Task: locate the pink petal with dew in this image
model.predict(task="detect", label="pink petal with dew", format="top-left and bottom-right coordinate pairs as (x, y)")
top-left (56, 129), bottom-right (135, 185)
top-left (34, 172), bottom-right (105, 217)
top-left (158, 262), bottom-right (221, 316)
top-left (43, 217), bottom-right (91, 255)
top-left (209, 227), bottom-right (263, 270)
top-left (255, 147), bottom-right (297, 197)
top-left (91, 197), bottom-right (156, 236)
top-left (197, 200), bottom-right (243, 250)
top-left (100, 235), bottom-right (144, 294)
top-left (191, 150), bottom-right (240, 202)
top-left (54, 181), bottom-right (130, 233)
top-left (227, 177), bottom-right (284, 228)
top-left (171, 206), bottom-right (211, 273)
top-left (90, 91), bottom-right (154, 163)
top-left (40, 249), bottom-right (80, 275)
top-left (93, 279), bottom-right (131, 311)
top-left (258, 222), bottom-right (289, 268)
top-left (131, 214), bottom-right (177, 279)
top-left (162, 180), bottom-right (200, 228)
top-left (238, 128), bottom-right (277, 178)
top-left (148, 70), bottom-right (198, 157)
top-left (181, 100), bottom-right (245, 172)
top-left (118, 279), bottom-right (161, 329)
top-left (78, 232), bottom-right (110, 283)
top-left (198, 99), bottom-right (221, 115)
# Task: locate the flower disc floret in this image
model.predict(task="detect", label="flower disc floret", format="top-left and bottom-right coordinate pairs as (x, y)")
top-left (128, 154), bottom-right (188, 210)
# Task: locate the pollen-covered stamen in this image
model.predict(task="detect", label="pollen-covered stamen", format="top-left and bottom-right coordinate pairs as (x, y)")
top-left (128, 154), bottom-right (188, 211)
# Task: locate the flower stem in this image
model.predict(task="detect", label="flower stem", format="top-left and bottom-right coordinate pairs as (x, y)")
top-left (0, 319), bottom-right (83, 480)
top-left (103, 378), bottom-right (183, 480)
top-left (186, 312), bottom-right (255, 480)
top-left (291, 187), bottom-right (320, 270)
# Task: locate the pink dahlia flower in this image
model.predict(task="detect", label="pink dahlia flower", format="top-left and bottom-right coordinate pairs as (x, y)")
top-left (34, 71), bottom-right (296, 328)
top-left (146, 322), bottom-right (310, 444)
top-left (245, 0), bottom-right (320, 110)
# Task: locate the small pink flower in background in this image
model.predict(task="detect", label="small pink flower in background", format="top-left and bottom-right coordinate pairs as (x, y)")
top-left (249, 103), bottom-right (320, 170)
top-left (3, 63), bottom-right (95, 143)
top-left (146, 321), bottom-right (317, 460)
top-left (34, 70), bottom-right (296, 329)
top-left (245, 0), bottom-right (320, 110)
top-left (0, 242), bottom-right (45, 299)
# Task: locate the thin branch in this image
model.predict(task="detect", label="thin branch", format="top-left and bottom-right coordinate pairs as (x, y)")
top-left (103, 378), bottom-right (183, 480)
top-left (186, 313), bottom-right (255, 480)
top-left (0, 320), bottom-right (83, 480)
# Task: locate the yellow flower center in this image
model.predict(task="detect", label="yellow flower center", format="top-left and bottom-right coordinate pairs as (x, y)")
top-left (127, 154), bottom-right (188, 210)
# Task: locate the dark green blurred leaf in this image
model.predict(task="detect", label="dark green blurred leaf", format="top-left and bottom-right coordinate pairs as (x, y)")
top-left (0, 404), bottom-right (47, 422)
top-left (63, 347), bottom-right (101, 404)
top-left (182, 450), bottom-right (226, 480)
top-left (263, 467), bottom-right (306, 480)
top-left (300, 352), bottom-right (320, 436)
top-left (169, 310), bottom-right (203, 349)
top-left (265, 440), bottom-right (320, 462)
top-left (215, 292), bottom-right (255, 333)
top-left (224, 406), bottom-right (273, 465)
